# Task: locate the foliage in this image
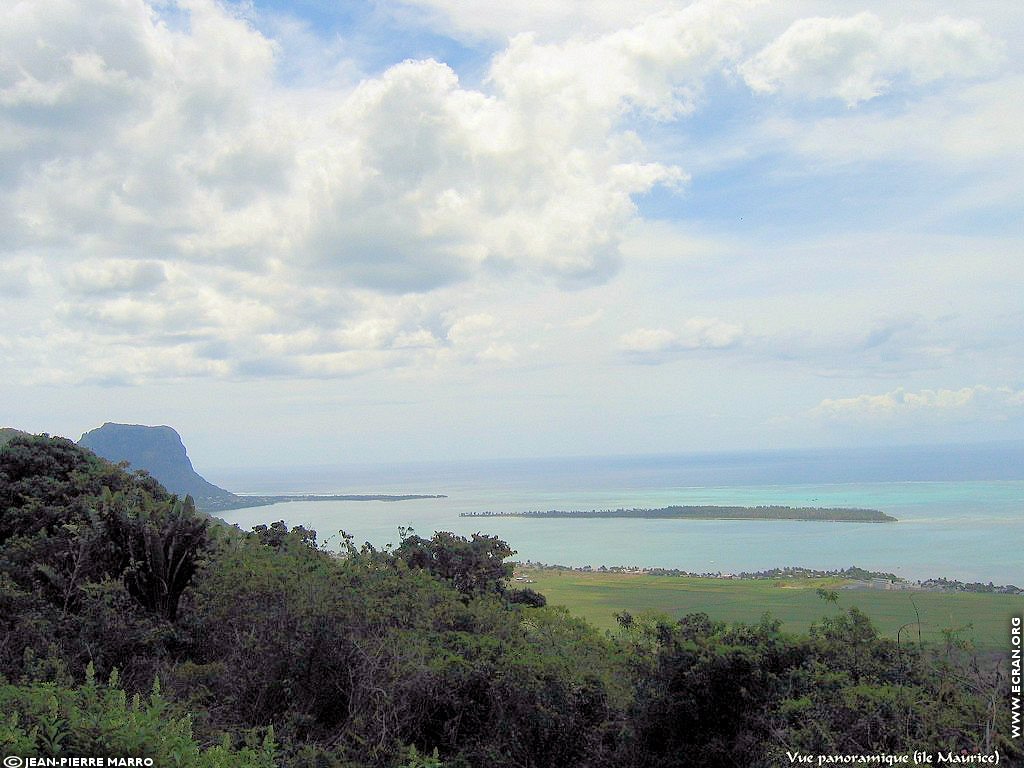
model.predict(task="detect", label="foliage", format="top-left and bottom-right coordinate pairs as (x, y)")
top-left (625, 613), bottom-right (805, 767)
top-left (394, 530), bottom-right (514, 598)
top-left (180, 523), bottom-right (623, 766)
top-left (1, 434), bottom-right (1017, 767)
top-left (622, 608), bottom-right (1017, 767)
top-left (507, 587), bottom-right (547, 607)
top-left (0, 435), bottom-right (207, 684)
top-left (0, 664), bottom-right (275, 766)
top-left (101, 489), bottom-right (208, 621)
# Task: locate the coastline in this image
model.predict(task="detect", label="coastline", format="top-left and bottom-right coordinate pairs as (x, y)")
top-left (199, 492), bottom-right (448, 513)
top-left (214, 475), bottom-right (1024, 586)
top-left (460, 504), bottom-right (898, 522)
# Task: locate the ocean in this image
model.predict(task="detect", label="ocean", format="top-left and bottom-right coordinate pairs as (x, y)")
top-left (211, 443), bottom-right (1024, 585)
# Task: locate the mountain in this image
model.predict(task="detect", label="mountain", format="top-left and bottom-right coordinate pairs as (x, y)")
top-left (75, 423), bottom-right (444, 513)
top-left (78, 423), bottom-right (237, 508)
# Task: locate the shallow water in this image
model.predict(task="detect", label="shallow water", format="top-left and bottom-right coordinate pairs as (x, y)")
top-left (213, 446), bottom-right (1024, 584)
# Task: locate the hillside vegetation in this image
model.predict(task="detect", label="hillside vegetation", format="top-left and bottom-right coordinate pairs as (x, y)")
top-left (0, 434), bottom-right (1018, 767)
top-left (0, 427), bottom-right (28, 447)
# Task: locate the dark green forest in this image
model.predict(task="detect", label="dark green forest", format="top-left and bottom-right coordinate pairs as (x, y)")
top-left (0, 435), bottom-right (1017, 767)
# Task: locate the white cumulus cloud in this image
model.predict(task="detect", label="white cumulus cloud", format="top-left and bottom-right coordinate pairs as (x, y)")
top-left (739, 13), bottom-right (1003, 105)
top-left (809, 385), bottom-right (1024, 422)
top-left (0, 0), bottom-right (1017, 394)
top-left (620, 317), bottom-right (744, 362)
top-left (0, 0), bottom-right (706, 384)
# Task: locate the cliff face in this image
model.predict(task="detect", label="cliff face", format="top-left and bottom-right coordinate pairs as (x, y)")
top-left (78, 423), bottom-right (236, 505)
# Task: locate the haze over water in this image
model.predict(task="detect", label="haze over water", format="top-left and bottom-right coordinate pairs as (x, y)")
top-left (214, 443), bottom-right (1024, 586)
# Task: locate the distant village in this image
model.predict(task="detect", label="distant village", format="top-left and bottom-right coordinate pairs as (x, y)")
top-left (513, 562), bottom-right (1023, 595)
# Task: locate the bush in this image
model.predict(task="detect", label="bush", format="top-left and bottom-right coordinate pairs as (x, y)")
top-left (0, 664), bottom-right (276, 767)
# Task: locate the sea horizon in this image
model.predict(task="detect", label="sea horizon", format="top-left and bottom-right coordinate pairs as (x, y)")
top-left (206, 439), bottom-right (1024, 492)
top-left (212, 442), bottom-right (1024, 586)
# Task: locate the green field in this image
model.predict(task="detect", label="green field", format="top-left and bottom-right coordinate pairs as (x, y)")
top-left (522, 570), bottom-right (1023, 650)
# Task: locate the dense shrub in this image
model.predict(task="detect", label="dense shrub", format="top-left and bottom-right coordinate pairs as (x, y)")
top-left (0, 664), bottom-right (276, 766)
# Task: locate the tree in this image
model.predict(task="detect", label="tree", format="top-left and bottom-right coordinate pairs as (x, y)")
top-left (101, 490), bottom-right (209, 621)
top-left (0, 435), bottom-right (207, 680)
top-left (395, 531), bottom-right (514, 598)
top-left (627, 613), bottom-right (803, 768)
top-left (816, 587), bottom-right (840, 604)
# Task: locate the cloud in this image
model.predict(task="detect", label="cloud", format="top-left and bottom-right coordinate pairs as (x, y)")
top-left (761, 74), bottom-right (1024, 181)
top-left (1, 0), bottom-right (693, 291)
top-left (761, 313), bottom-right (986, 380)
top-left (390, 0), bottom-right (707, 43)
top-left (739, 13), bottom-right (1004, 106)
top-left (809, 385), bottom-right (1024, 422)
top-left (619, 327), bottom-right (680, 355)
top-left (0, 257), bottom-right (39, 297)
top-left (487, 2), bottom-right (747, 121)
top-left (1, 0), bottom-right (704, 384)
top-left (620, 317), bottom-right (744, 362)
top-left (63, 260), bottom-right (167, 295)
top-left (441, 312), bottom-right (519, 364)
top-left (0, 0), bottom-right (1018, 395)
top-left (296, 55), bottom-right (686, 290)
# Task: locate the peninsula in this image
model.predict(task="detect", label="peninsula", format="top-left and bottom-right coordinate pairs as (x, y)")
top-left (77, 423), bottom-right (444, 513)
top-left (460, 505), bottom-right (897, 522)
top-left (212, 493), bottom-right (447, 513)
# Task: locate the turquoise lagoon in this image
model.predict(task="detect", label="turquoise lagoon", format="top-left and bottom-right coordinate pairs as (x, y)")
top-left (212, 446), bottom-right (1024, 585)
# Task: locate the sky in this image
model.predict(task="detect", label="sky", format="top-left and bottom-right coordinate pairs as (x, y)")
top-left (1, 0), bottom-right (1022, 469)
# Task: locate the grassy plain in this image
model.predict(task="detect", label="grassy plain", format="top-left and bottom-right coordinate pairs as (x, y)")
top-left (522, 569), bottom-right (1023, 650)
